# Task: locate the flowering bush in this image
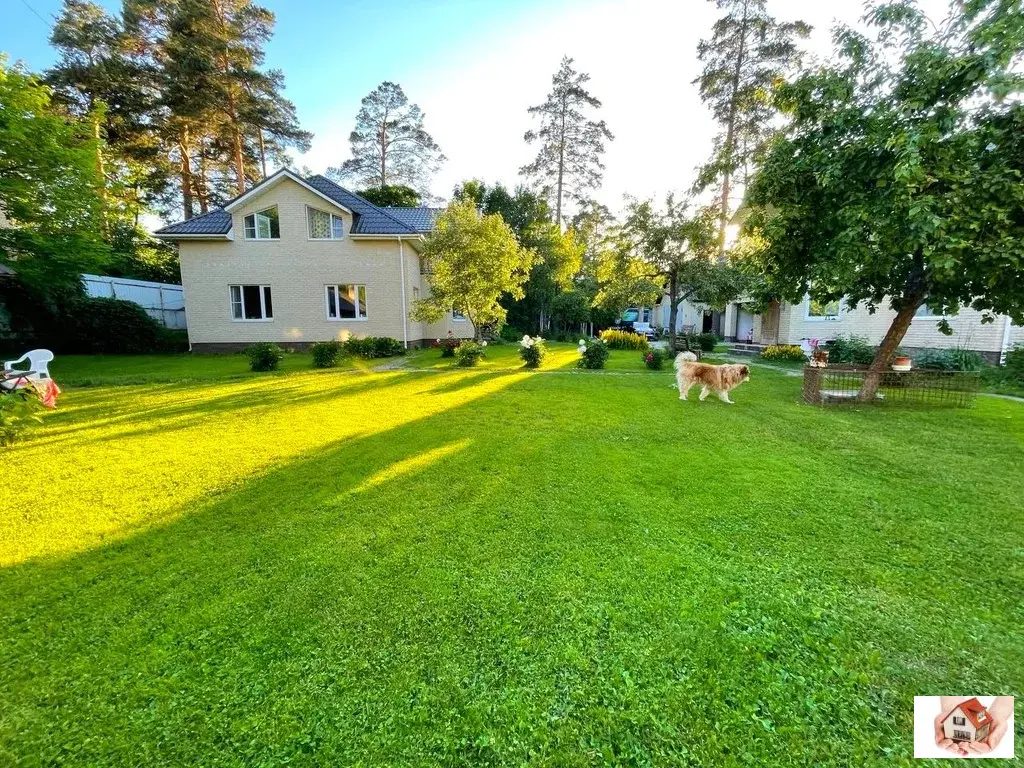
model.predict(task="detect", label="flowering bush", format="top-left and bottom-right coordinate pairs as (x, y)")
top-left (643, 348), bottom-right (666, 370)
top-left (518, 335), bottom-right (547, 368)
top-left (577, 338), bottom-right (610, 369)
top-left (454, 340), bottom-right (487, 367)
top-left (760, 344), bottom-right (807, 362)
top-left (599, 329), bottom-right (649, 350)
top-left (437, 331), bottom-right (461, 358)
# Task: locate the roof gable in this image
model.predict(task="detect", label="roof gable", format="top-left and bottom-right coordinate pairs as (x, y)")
top-left (944, 698), bottom-right (991, 730)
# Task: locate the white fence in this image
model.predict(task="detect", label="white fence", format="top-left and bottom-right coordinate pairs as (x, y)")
top-left (82, 274), bottom-right (186, 329)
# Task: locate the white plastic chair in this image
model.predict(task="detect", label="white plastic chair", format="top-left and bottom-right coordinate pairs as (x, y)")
top-left (4, 349), bottom-right (54, 382)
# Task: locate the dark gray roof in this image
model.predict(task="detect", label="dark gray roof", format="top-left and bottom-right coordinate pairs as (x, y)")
top-left (154, 171), bottom-right (437, 238)
top-left (154, 209), bottom-right (232, 236)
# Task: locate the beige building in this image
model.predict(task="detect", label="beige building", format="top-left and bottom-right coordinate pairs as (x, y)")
top-left (155, 169), bottom-right (473, 351)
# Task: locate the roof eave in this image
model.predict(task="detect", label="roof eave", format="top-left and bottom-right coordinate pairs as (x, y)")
top-left (153, 231), bottom-right (234, 241)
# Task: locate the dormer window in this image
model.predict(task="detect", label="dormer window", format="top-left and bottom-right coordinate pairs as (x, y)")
top-left (308, 206), bottom-right (344, 240)
top-left (244, 206), bottom-right (280, 240)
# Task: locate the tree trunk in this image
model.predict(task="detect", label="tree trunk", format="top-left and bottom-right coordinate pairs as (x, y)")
top-left (857, 298), bottom-right (924, 401)
top-left (667, 271), bottom-right (679, 351)
top-left (555, 94), bottom-right (567, 229)
top-left (195, 141), bottom-right (210, 215)
top-left (258, 128), bottom-right (267, 179)
top-left (178, 127), bottom-right (194, 220)
top-left (231, 113), bottom-right (246, 194)
top-left (717, 0), bottom-right (750, 262)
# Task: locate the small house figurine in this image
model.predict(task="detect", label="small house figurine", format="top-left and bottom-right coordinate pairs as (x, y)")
top-left (942, 698), bottom-right (993, 743)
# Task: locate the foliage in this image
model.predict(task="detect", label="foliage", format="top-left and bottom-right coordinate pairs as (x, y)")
top-left (245, 342), bottom-right (284, 372)
top-left (437, 333), bottom-right (461, 358)
top-left (825, 335), bottom-right (876, 366)
top-left (1005, 346), bottom-right (1024, 383)
top-left (454, 340), bottom-right (486, 367)
top-left (356, 184), bottom-right (421, 208)
top-left (643, 348), bottom-right (666, 370)
top-left (105, 222), bottom-right (181, 283)
top-left (0, 58), bottom-right (108, 290)
top-left (599, 329), bottom-right (649, 351)
top-left (411, 201), bottom-right (535, 338)
top-left (327, 82), bottom-right (444, 194)
top-left (520, 57), bottom-right (613, 226)
top-left (66, 297), bottom-right (161, 354)
top-left (577, 338), bottom-right (609, 369)
top-left (744, 0), bottom-right (1024, 376)
top-left (760, 344), bottom-right (806, 362)
top-left (695, 0), bottom-right (811, 253)
top-left (518, 335), bottom-right (546, 368)
top-left (696, 332), bottom-right (719, 352)
top-left (310, 340), bottom-right (345, 368)
top-left (913, 348), bottom-right (984, 373)
top-left (0, 387), bottom-right (45, 445)
top-left (345, 336), bottom-right (405, 359)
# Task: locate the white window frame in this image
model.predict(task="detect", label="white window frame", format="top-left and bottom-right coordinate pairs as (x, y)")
top-left (229, 284), bottom-right (274, 322)
top-left (306, 205), bottom-right (345, 241)
top-left (243, 206), bottom-right (280, 240)
top-left (325, 284), bottom-right (368, 321)
top-left (804, 295), bottom-right (841, 321)
top-left (452, 307), bottom-right (467, 321)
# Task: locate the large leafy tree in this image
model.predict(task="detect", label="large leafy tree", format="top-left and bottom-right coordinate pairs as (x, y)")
top-left (0, 59), bottom-right (107, 289)
top-left (328, 82), bottom-right (445, 195)
top-left (356, 184), bottom-right (421, 207)
top-left (745, 0), bottom-right (1024, 398)
top-left (412, 201), bottom-right (535, 339)
top-left (695, 0), bottom-right (810, 256)
top-left (520, 57), bottom-right (614, 228)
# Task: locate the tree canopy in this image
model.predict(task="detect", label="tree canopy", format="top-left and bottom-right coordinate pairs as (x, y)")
top-left (744, 0), bottom-right (1024, 385)
top-left (328, 82), bottom-right (445, 195)
top-left (356, 184), bottom-right (421, 208)
top-left (412, 200), bottom-right (535, 338)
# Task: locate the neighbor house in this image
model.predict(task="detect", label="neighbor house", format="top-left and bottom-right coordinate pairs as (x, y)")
top-left (154, 168), bottom-right (473, 351)
top-left (941, 698), bottom-right (993, 743)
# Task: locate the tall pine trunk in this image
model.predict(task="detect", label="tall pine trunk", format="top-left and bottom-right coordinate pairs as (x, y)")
top-left (667, 271), bottom-right (679, 351)
top-left (178, 126), bottom-right (194, 220)
top-left (717, 0), bottom-right (750, 261)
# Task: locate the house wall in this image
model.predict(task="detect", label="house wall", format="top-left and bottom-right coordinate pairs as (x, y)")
top-left (652, 297), bottom-right (706, 333)
top-left (942, 708), bottom-right (977, 742)
top-left (176, 178), bottom-right (473, 350)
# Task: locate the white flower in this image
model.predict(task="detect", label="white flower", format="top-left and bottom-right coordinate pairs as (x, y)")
top-left (521, 335), bottom-right (531, 343)
top-left (578, 339), bottom-right (586, 346)
top-left (985, 142), bottom-right (998, 152)
top-left (578, 345), bottom-right (586, 354)
top-left (481, 341), bottom-right (488, 347)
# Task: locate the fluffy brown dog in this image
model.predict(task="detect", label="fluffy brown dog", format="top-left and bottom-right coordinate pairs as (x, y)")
top-left (674, 352), bottom-right (750, 404)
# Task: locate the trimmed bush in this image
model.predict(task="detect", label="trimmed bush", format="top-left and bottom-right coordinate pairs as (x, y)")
top-left (311, 340), bottom-right (345, 368)
top-left (67, 297), bottom-right (161, 354)
top-left (345, 336), bottom-right (406, 359)
top-left (825, 334), bottom-right (875, 365)
top-left (696, 332), bottom-right (718, 352)
top-left (643, 348), bottom-right (665, 370)
top-left (577, 338), bottom-right (610, 369)
top-left (760, 344), bottom-right (807, 362)
top-left (454, 340), bottom-right (486, 367)
top-left (599, 329), bottom-right (649, 350)
top-left (245, 342), bottom-right (284, 372)
top-left (914, 348), bottom-right (984, 372)
top-left (518, 335), bottom-right (547, 368)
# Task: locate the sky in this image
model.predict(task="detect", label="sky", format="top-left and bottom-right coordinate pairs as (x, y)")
top-left (3, 0), bottom-right (907, 219)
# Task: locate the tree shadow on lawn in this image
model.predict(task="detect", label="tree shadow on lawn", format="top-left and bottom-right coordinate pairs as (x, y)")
top-left (2, 367), bottom-right (1023, 765)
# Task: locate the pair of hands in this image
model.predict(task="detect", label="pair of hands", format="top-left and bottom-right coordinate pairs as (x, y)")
top-left (933, 696), bottom-right (1013, 757)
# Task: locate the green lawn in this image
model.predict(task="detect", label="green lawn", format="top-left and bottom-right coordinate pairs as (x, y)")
top-left (2, 350), bottom-right (1022, 765)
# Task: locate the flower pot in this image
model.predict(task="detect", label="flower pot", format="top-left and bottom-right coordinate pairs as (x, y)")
top-left (891, 356), bottom-right (912, 372)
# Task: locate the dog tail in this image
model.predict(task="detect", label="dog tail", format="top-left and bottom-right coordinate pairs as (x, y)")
top-left (674, 351), bottom-right (697, 370)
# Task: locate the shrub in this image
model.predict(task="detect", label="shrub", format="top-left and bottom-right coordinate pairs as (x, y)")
top-left (577, 338), bottom-right (609, 369)
top-left (245, 342), bottom-right (284, 372)
top-left (498, 325), bottom-right (526, 343)
top-left (311, 340), bottom-right (345, 368)
top-left (518, 335), bottom-right (547, 368)
top-left (599, 329), bottom-right (649, 350)
top-left (345, 336), bottom-right (406, 359)
top-left (696, 332), bottom-right (718, 352)
top-left (643, 348), bottom-right (665, 370)
top-left (825, 334), bottom-right (875, 365)
top-left (454, 340), bottom-right (486, 367)
top-left (0, 388), bottom-right (45, 445)
top-left (1005, 345), bottom-right (1024, 382)
top-left (914, 348), bottom-right (984, 372)
top-left (156, 328), bottom-right (189, 353)
top-left (760, 344), bottom-right (807, 362)
top-left (67, 297), bottom-right (162, 354)
top-left (437, 333), bottom-right (461, 357)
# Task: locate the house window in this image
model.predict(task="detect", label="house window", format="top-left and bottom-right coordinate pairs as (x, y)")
top-left (806, 297), bottom-right (840, 320)
top-left (307, 206), bottom-right (344, 240)
top-left (326, 284), bottom-right (367, 320)
top-left (243, 206), bottom-right (280, 240)
top-left (452, 307), bottom-right (467, 321)
top-left (230, 285), bottom-right (273, 321)
top-left (953, 730), bottom-right (971, 740)
top-left (953, 716), bottom-right (966, 726)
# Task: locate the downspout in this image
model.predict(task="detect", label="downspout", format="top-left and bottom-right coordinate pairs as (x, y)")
top-left (999, 314), bottom-right (1013, 365)
top-left (398, 236), bottom-right (409, 349)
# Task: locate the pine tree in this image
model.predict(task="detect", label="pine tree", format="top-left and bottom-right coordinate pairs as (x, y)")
top-left (694, 0), bottom-right (810, 257)
top-left (327, 82), bottom-right (445, 195)
top-left (520, 57), bottom-right (613, 229)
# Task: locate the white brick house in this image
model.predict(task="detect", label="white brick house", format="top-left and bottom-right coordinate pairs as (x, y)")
top-left (154, 169), bottom-right (473, 351)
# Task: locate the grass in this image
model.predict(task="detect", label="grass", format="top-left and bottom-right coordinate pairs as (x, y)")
top-left (2, 352), bottom-right (1022, 765)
